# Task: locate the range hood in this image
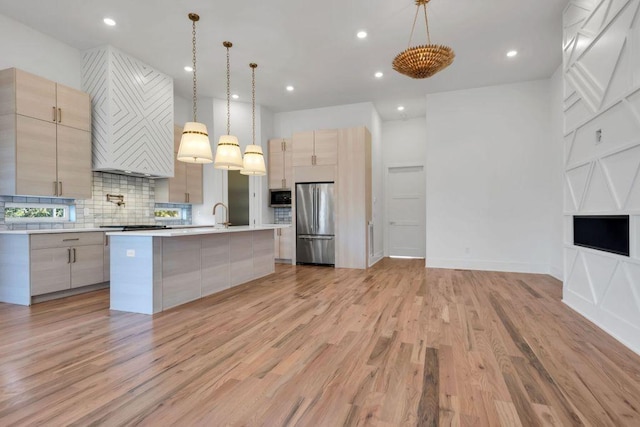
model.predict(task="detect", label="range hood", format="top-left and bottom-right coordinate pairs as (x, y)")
top-left (81, 46), bottom-right (174, 178)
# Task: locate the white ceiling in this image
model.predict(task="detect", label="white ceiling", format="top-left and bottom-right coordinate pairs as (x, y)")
top-left (0, 0), bottom-right (568, 120)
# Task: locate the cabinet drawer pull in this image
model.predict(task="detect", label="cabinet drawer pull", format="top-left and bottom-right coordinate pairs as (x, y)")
top-left (72, 248), bottom-right (76, 263)
top-left (58, 108), bottom-right (62, 123)
top-left (67, 248), bottom-right (71, 264)
top-left (52, 106), bottom-right (57, 122)
top-left (63, 238), bottom-right (80, 242)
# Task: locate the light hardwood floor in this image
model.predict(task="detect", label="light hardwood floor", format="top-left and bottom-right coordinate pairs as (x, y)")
top-left (0, 259), bottom-right (639, 426)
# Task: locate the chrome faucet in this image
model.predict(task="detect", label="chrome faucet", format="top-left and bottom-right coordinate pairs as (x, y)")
top-left (213, 202), bottom-right (231, 228)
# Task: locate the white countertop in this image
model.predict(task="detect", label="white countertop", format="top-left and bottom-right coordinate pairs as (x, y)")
top-left (0, 227), bottom-right (112, 235)
top-left (106, 224), bottom-right (290, 237)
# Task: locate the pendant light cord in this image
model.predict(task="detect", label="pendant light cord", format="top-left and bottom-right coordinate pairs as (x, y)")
top-left (192, 18), bottom-right (198, 122)
top-left (252, 65), bottom-right (256, 145)
top-left (407, 2), bottom-right (431, 47)
top-left (226, 44), bottom-right (231, 135)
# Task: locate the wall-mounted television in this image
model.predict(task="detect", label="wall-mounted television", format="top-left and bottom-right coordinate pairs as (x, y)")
top-left (573, 215), bottom-right (630, 257)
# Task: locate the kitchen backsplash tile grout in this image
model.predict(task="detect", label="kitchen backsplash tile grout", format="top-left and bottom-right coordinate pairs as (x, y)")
top-left (0, 172), bottom-right (191, 230)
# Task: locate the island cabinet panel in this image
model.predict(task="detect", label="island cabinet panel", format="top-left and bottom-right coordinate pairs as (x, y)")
top-left (108, 227), bottom-right (286, 314)
top-left (162, 236), bottom-right (202, 310)
top-left (253, 230), bottom-right (275, 278)
top-left (201, 234), bottom-right (230, 296)
top-left (230, 232), bottom-right (254, 287)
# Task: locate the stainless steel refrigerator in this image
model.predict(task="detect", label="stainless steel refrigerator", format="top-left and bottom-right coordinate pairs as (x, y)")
top-left (296, 182), bottom-right (335, 266)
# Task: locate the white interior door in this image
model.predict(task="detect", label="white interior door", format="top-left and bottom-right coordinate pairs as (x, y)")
top-left (386, 166), bottom-right (426, 258)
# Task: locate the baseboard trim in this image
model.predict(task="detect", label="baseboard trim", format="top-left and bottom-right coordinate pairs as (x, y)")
top-left (369, 253), bottom-right (384, 267)
top-left (426, 258), bottom-right (550, 275)
top-left (549, 266), bottom-right (564, 282)
top-left (31, 282), bottom-right (110, 304)
top-left (563, 298), bottom-right (640, 357)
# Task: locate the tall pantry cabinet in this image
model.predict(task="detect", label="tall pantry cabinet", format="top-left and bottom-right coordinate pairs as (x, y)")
top-left (0, 68), bottom-right (92, 198)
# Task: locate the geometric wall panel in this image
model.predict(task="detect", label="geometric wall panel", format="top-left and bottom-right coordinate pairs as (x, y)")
top-left (82, 46), bottom-right (174, 178)
top-left (570, 101), bottom-right (640, 165)
top-left (581, 0), bottom-right (609, 35)
top-left (565, 96), bottom-right (596, 132)
top-left (579, 0), bottom-right (636, 106)
top-left (582, 161), bottom-right (617, 211)
top-left (564, 0), bottom-right (640, 354)
top-left (566, 163), bottom-right (593, 209)
top-left (626, 171), bottom-right (640, 209)
top-left (601, 144), bottom-right (640, 208)
top-left (627, 89), bottom-right (640, 120)
top-left (600, 263), bottom-right (640, 329)
top-left (603, 40), bottom-right (632, 105)
top-left (567, 252), bottom-right (597, 303)
top-left (627, 263), bottom-right (640, 292)
top-left (582, 251), bottom-right (619, 303)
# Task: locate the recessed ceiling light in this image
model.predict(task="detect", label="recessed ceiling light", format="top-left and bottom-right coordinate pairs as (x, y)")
top-left (103, 18), bottom-right (116, 27)
top-left (374, 71), bottom-right (384, 78)
top-left (232, 94), bottom-right (239, 100)
top-left (506, 50), bottom-right (518, 58)
top-left (286, 85), bottom-right (295, 92)
top-left (184, 66), bottom-right (193, 72)
top-left (357, 31), bottom-right (368, 39)
top-left (397, 106), bottom-right (405, 111)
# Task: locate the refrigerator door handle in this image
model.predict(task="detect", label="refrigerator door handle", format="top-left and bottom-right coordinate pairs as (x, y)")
top-left (298, 235), bottom-right (334, 241)
top-left (315, 186), bottom-right (319, 234)
top-left (313, 186), bottom-right (317, 233)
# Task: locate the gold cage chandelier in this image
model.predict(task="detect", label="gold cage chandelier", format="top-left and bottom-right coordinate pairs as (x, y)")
top-left (392, 0), bottom-right (455, 79)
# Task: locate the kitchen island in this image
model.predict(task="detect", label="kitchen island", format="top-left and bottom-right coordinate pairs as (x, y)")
top-left (107, 225), bottom-right (288, 314)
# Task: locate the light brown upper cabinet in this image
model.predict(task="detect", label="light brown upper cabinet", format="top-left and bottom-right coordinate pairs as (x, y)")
top-left (268, 138), bottom-right (293, 189)
top-left (0, 68), bottom-right (92, 198)
top-left (155, 125), bottom-right (204, 204)
top-left (292, 129), bottom-right (338, 167)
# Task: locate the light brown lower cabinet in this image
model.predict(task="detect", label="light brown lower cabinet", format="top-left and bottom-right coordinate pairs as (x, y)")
top-left (274, 227), bottom-right (293, 260)
top-left (30, 232), bottom-right (105, 296)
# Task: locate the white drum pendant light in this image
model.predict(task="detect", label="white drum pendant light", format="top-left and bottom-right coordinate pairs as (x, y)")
top-left (177, 13), bottom-right (213, 164)
top-left (241, 63), bottom-right (266, 176)
top-left (214, 41), bottom-right (243, 170)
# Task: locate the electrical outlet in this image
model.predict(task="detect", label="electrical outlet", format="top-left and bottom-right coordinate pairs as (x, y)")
top-left (465, 247), bottom-right (471, 255)
top-left (126, 249), bottom-right (135, 257)
top-left (596, 129), bottom-right (603, 144)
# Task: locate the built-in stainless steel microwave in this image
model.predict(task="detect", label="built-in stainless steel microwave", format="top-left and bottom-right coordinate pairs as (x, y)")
top-left (269, 189), bottom-right (292, 207)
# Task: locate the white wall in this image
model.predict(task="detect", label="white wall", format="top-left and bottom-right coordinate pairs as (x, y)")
top-left (549, 67), bottom-right (565, 280)
top-left (425, 80), bottom-right (559, 274)
top-left (0, 13), bottom-right (82, 89)
top-left (382, 117), bottom-right (427, 165)
top-left (272, 102), bottom-right (384, 262)
top-left (173, 95), bottom-right (191, 127)
top-left (273, 102), bottom-right (378, 136)
top-left (562, 0), bottom-right (640, 355)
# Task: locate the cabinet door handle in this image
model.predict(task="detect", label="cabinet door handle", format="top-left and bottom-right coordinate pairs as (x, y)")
top-left (105, 234), bottom-right (109, 246)
top-left (58, 181), bottom-right (63, 196)
top-left (72, 248), bottom-right (77, 263)
top-left (58, 108), bottom-right (62, 123)
top-left (67, 248), bottom-right (71, 264)
top-left (52, 106), bottom-right (57, 122)
top-left (53, 181), bottom-right (58, 196)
